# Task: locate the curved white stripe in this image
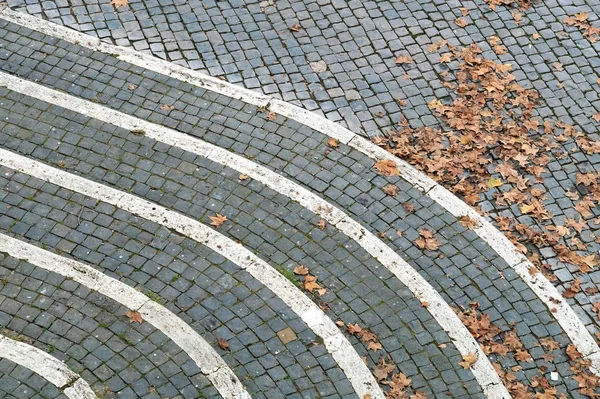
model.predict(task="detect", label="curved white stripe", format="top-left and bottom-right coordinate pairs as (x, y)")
top-left (1, 7), bottom-right (593, 377)
top-left (0, 74), bottom-right (507, 397)
top-left (0, 235), bottom-right (250, 399)
top-left (0, 150), bottom-right (384, 399)
top-left (0, 334), bottom-right (97, 399)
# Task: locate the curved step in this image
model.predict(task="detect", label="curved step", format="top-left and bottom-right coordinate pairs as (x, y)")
top-left (0, 334), bottom-right (97, 399)
top-left (0, 233), bottom-right (251, 399)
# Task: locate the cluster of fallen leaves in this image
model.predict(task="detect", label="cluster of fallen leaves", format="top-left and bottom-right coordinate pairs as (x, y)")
top-left (564, 12), bottom-right (600, 43)
top-left (370, 357), bottom-right (426, 399)
top-left (341, 322), bottom-right (383, 352)
top-left (373, 40), bottom-right (600, 285)
top-left (293, 265), bottom-right (326, 296)
top-left (371, 39), bottom-right (600, 396)
top-left (414, 228), bottom-right (441, 251)
top-left (482, 0), bottom-right (532, 11)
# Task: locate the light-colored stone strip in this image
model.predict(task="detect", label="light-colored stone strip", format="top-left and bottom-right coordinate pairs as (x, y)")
top-left (1, 7), bottom-right (594, 376)
top-left (0, 334), bottom-right (97, 399)
top-left (0, 73), bottom-right (508, 398)
top-left (0, 234), bottom-right (251, 399)
top-left (0, 149), bottom-right (385, 399)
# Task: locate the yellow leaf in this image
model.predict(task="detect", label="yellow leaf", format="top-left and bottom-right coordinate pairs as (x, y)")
top-left (519, 204), bottom-right (534, 214)
top-left (486, 177), bottom-right (503, 188)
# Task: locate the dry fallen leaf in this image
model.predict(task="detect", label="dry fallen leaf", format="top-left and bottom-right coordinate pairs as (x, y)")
top-left (459, 216), bottom-right (480, 230)
top-left (218, 338), bottom-right (229, 350)
top-left (395, 55), bottom-right (413, 64)
top-left (383, 184), bottom-right (398, 196)
top-left (317, 219), bottom-right (326, 230)
top-left (293, 265), bottom-right (309, 275)
top-left (302, 275), bottom-right (322, 292)
top-left (238, 174), bottom-right (248, 180)
top-left (459, 353), bottom-right (477, 369)
top-left (110, 0), bottom-right (128, 9)
top-left (335, 320), bottom-right (345, 327)
top-left (267, 111), bottom-right (277, 121)
top-left (374, 160), bottom-right (399, 176)
top-left (209, 213), bottom-right (227, 228)
top-left (160, 104), bottom-right (175, 111)
top-left (127, 84), bottom-right (135, 90)
top-left (125, 310), bottom-right (143, 323)
top-left (455, 18), bottom-right (467, 27)
top-left (328, 138), bottom-right (339, 148)
top-left (368, 341), bottom-right (383, 352)
top-left (289, 23), bottom-right (301, 32)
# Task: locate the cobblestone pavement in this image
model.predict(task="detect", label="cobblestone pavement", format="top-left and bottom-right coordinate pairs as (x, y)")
top-left (1, 0), bottom-right (600, 398)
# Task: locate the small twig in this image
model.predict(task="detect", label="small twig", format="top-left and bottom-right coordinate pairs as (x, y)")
top-left (77, 205), bottom-right (84, 225)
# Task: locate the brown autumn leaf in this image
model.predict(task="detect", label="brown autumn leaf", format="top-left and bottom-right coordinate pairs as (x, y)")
top-left (127, 84), bottom-right (135, 90)
top-left (374, 160), bottom-right (399, 176)
top-left (415, 228), bottom-right (441, 251)
top-left (328, 138), bottom-right (339, 148)
top-left (317, 219), bottom-right (326, 230)
top-left (454, 18), bottom-right (467, 27)
top-left (238, 174), bottom-right (249, 180)
top-left (438, 53), bottom-right (452, 63)
top-left (592, 302), bottom-right (600, 314)
top-left (459, 7), bottom-right (469, 16)
top-left (532, 33), bottom-right (541, 40)
top-left (267, 111), bottom-right (277, 121)
top-left (125, 310), bottom-right (143, 323)
top-left (402, 203), bottom-right (416, 213)
top-left (512, 11), bottom-right (523, 23)
top-left (395, 55), bottom-right (413, 64)
top-left (514, 349), bottom-right (532, 362)
top-left (562, 278), bottom-right (581, 298)
top-left (289, 23), bottom-right (301, 32)
top-left (218, 338), bottom-right (229, 350)
top-left (302, 274), bottom-right (322, 293)
top-left (459, 216), bottom-right (480, 230)
top-left (335, 320), bottom-right (345, 327)
top-left (373, 357), bottom-right (396, 381)
top-left (209, 213), bottom-right (227, 228)
top-left (383, 184), bottom-right (398, 196)
top-left (160, 104), bottom-right (175, 111)
top-left (552, 62), bottom-right (564, 71)
top-left (347, 323), bottom-right (362, 335)
top-left (459, 353), bottom-right (477, 369)
top-left (368, 341), bottom-right (383, 352)
top-left (110, 0), bottom-right (128, 9)
top-left (293, 265), bottom-right (309, 275)
top-left (566, 344), bottom-right (582, 361)
top-left (593, 112), bottom-right (600, 122)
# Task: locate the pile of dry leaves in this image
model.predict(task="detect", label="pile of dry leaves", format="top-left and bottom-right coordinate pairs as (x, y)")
top-left (373, 40), bottom-right (600, 397)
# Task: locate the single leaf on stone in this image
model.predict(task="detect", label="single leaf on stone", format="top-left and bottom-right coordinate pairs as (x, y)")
top-left (127, 84), bottom-right (135, 90)
top-left (238, 174), bottom-right (249, 180)
top-left (592, 302), bottom-right (600, 314)
top-left (562, 279), bottom-right (581, 298)
top-left (512, 11), bottom-right (523, 23)
top-left (368, 341), bottom-right (382, 352)
top-left (302, 275), bottom-right (322, 292)
top-left (160, 103), bottom-right (175, 111)
top-left (335, 320), bottom-right (345, 327)
top-left (267, 111), bottom-right (277, 121)
top-left (327, 138), bottom-right (339, 148)
top-left (459, 7), bottom-right (469, 16)
top-left (110, 0), bottom-right (128, 9)
top-left (459, 353), bottom-right (477, 369)
top-left (383, 184), bottom-right (398, 196)
top-left (218, 338), bottom-right (229, 350)
top-left (438, 53), bottom-right (452, 63)
top-left (532, 33), bottom-right (541, 40)
top-left (293, 265), bottom-right (309, 275)
top-left (552, 62), bottom-right (564, 71)
top-left (454, 18), bottom-right (467, 27)
top-left (125, 310), bottom-right (143, 323)
top-left (593, 112), bottom-right (600, 122)
top-left (289, 23), bottom-right (301, 32)
top-left (374, 160), bottom-right (399, 176)
top-left (395, 55), bottom-right (413, 64)
top-left (209, 213), bottom-right (227, 228)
